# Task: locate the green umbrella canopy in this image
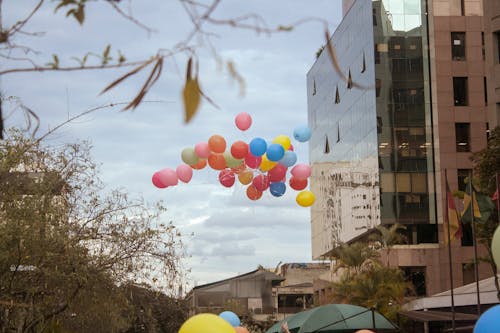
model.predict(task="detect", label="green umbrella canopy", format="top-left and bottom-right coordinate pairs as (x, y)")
top-left (266, 304), bottom-right (398, 333)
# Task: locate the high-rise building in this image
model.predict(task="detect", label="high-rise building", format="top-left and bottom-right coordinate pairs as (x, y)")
top-left (484, 0), bottom-right (500, 127)
top-left (307, 0), bottom-right (493, 297)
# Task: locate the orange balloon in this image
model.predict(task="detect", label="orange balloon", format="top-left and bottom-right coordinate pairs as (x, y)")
top-left (238, 170), bottom-right (254, 185)
top-left (246, 184), bottom-right (262, 200)
top-left (208, 154), bottom-right (227, 170)
top-left (235, 327), bottom-right (250, 333)
top-left (190, 159), bottom-right (207, 170)
top-left (208, 135), bottom-right (226, 154)
top-left (355, 331), bottom-right (374, 333)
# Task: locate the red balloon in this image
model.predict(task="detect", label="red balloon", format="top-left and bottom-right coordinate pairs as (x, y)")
top-left (219, 169), bottom-right (236, 187)
top-left (152, 172), bottom-right (168, 188)
top-left (245, 153), bottom-right (262, 169)
top-left (252, 174), bottom-right (270, 191)
top-left (231, 141), bottom-right (249, 159)
top-left (246, 185), bottom-right (263, 200)
top-left (289, 176), bottom-right (308, 191)
top-left (268, 164), bottom-right (287, 183)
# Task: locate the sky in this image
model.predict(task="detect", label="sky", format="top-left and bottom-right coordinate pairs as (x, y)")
top-left (3, 1), bottom-right (342, 290)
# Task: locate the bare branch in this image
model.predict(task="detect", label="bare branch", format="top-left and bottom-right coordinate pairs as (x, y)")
top-left (4, 0), bottom-right (45, 41)
top-left (0, 59), bottom-right (147, 76)
top-left (107, 1), bottom-right (155, 35)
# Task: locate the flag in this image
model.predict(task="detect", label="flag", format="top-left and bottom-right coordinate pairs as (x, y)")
top-left (461, 182), bottom-right (495, 223)
top-left (444, 178), bottom-right (462, 243)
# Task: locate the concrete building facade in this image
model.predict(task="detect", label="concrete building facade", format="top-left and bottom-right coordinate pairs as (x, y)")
top-left (484, 0), bottom-right (500, 127)
top-left (307, 0), bottom-right (493, 298)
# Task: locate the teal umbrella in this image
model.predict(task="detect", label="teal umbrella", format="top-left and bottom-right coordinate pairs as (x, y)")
top-left (266, 304), bottom-right (398, 333)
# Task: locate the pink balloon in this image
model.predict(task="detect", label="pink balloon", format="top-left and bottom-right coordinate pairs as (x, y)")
top-left (245, 153), bottom-right (262, 169)
top-left (219, 169), bottom-right (236, 187)
top-left (289, 144), bottom-right (294, 151)
top-left (291, 164), bottom-right (311, 179)
top-left (176, 164), bottom-right (193, 183)
top-left (235, 112), bottom-right (252, 131)
top-left (252, 174), bottom-right (270, 191)
top-left (158, 168), bottom-right (178, 186)
top-left (152, 172), bottom-right (168, 188)
top-left (268, 164), bottom-right (287, 183)
top-left (194, 142), bottom-right (211, 158)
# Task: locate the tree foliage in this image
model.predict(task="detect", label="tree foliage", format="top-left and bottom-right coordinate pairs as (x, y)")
top-left (471, 125), bottom-right (500, 299)
top-left (0, 130), bottom-right (186, 332)
top-left (329, 239), bottom-right (413, 321)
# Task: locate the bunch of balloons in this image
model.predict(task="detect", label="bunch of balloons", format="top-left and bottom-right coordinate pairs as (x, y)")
top-left (179, 311), bottom-right (250, 333)
top-left (492, 225), bottom-right (500, 270)
top-left (473, 304), bottom-right (500, 333)
top-left (152, 112), bottom-right (315, 207)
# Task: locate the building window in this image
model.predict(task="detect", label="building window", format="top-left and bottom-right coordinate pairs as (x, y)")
top-left (455, 123), bottom-right (470, 152)
top-left (376, 79), bottom-right (381, 97)
top-left (496, 32), bottom-right (500, 63)
top-left (460, 0), bottom-right (465, 16)
top-left (457, 169), bottom-right (471, 192)
top-left (361, 52), bottom-right (366, 73)
top-left (462, 263), bottom-right (476, 285)
top-left (453, 77), bottom-right (468, 106)
top-left (484, 77), bottom-right (488, 105)
top-left (486, 122), bottom-right (490, 140)
top-left (336, 123), bottom-right (340, 143)
top-left (373, 8), bottom-right (377, 26)
top-left (461, 223), bottom-right (473, 246)
top-left (481, 32), bottom-right (485, 60)
top-left (324, 136), bottom-right (330, 154)
top-left (402, 266), bottom-right (426, 296)
top-left (312, 79), bottom-right (316, 96)
top-left (451, 32), bottom-right (466, 60)
top-left (335, 86), bottom-right (340, 104)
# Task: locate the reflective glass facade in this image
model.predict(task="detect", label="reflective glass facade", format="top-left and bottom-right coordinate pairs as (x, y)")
top-left (308, 0), bottom-right (436, 258)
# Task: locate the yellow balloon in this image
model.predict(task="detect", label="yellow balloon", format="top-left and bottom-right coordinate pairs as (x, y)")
top-left (273, 135), bottom-right (291, 150)
top-left (492, 225), bottom-right (500, 268)
top-left (238, 170), bottom-right (254, 185)
top-left (260, 154), bottom-right (277, 172)
top-left (296, 190), bottom-right (315, 207)
top-left (179, 314), bottom-right (235, 333)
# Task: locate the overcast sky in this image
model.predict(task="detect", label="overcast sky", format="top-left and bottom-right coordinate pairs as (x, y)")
top-left (3, 1), bottom-right (342, 290)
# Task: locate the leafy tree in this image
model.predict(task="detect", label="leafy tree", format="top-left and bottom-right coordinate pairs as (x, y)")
top-left (330, 263), bottom-right (412, 321)
top-left (369, 224), bottom-right (407, 266)
top-left (0, 129), bottom-right (185, 332)
top-left (330, 242), bottom-right (379, 276)
top-left (470, 126), bottom-right (500, 300)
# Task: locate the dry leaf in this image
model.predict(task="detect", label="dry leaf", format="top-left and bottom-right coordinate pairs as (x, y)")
top-left (183, 78), bottom-right (201, 123)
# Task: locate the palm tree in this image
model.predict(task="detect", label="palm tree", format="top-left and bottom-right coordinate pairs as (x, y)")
top-left (369, 224), bottom-right (407, 266)
top-left (330, 263), bottom-right (413, 321)
top-left (330, 242), bottom-right (379, 276)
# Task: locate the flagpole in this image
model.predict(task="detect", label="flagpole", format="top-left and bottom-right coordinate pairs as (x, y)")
top-left (468, 171), bottom-right (481, 316)
top-left (445, 169), bottom-right (456, 332)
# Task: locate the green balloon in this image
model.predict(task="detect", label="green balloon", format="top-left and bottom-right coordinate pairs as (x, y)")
top-left (223, 151), bottom-right (243, 168)
top-left (181, 147), bottom-right (199, 165)
top-left (492, 226), bottom-right (500, 268)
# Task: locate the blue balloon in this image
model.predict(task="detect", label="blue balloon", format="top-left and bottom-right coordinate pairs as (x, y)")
top-left (270, 182), bottom-right (286, 197)
top-left (249, 138), bottom-right (267, 157)
top-left (293, 125), bottom-right (311, 142)
top-left (279, 151), bottom-right (297, 167)
top-left (474, 304), bottom-right (500, 333)
top-left (219, 311), bottom-right (240, 327)
top-left (266, 144), bottom-right (285, 162)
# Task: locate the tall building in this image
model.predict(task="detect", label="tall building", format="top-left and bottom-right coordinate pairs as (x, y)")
top-left (484, 0), bottom-right (500, 127)
top-left (307, 0), bottom-right (493, 297)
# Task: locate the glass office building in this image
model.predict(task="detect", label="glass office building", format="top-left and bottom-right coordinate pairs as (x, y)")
top-left (307, 0), bottom-right (436, 258)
